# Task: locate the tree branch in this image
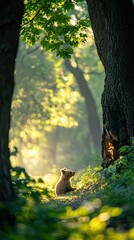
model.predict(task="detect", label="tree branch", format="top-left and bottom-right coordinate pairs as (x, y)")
top-left (22, 4), bottom-right (45, 26)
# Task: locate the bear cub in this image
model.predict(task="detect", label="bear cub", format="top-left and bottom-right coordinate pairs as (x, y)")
top-left (55, 167), bottom-right (76, 196)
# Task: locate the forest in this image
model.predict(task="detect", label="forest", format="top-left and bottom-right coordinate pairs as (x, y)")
top-left (0, 0), bottom-right (134, 239)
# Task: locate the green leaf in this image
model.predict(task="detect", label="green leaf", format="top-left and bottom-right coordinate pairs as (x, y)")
top-left (119, 145), bottom-right (131, 153)
top-left (130, 137), bottom-right (134, 145)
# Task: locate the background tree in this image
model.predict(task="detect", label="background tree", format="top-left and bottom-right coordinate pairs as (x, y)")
top-left (64, 56), bottom-right (101, 151)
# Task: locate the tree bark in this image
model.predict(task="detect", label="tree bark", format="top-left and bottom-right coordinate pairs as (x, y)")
top-left (86, 0), bottom-right (134, 167)
top-left (64, 58), bottom-right (101, 151)
top-left (0, 0), bottom-right (24, 204)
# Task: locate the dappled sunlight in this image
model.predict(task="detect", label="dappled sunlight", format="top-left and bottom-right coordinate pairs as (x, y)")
top-left (44, 172), bottom-right (58, 188)
top-left (99, 212), bottom-right (110, 221)
top-left (89, 217), bottom-right (106, 233)
top-left (83, 198), bottom-right (102, 213)
top-left (55, 195), bottom-right (78, 202)
top-left (100, 206), bottom-right (122, 217)
top-left (129, 228), bottom-right (134, 239)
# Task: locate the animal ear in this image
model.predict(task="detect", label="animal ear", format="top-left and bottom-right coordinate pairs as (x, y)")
top-left (60, 168), bottom-right (66, 174)
top-left (62, 167), bottom-right (66, 170)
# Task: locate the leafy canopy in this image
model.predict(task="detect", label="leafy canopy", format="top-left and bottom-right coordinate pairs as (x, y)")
top-left (22, 0), bottom-right (90, 57)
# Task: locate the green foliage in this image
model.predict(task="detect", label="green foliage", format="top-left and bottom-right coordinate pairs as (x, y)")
top-left (11, 166), bottom-right (51, 202)
top-left (1, 144), bottom-right (134, 239)
top-left (10, 146), bottom-right (18, 157)
top-left (21, 0), bottom-right (90, 57)
top-left (75, 166), bottom-right (102, 191)
top-left (115, 138), bottom-right (134, 171)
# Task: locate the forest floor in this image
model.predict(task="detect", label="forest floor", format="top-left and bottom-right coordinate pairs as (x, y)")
top-left (47, 184), bottom-right (94, 210)
top-left (2, 147), bottom-right (134, 239)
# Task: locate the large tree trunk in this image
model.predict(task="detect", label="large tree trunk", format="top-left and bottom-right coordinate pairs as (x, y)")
top-left (0, 0), bottom-right (24, 206)
top-left (64, 58), bottom-right (101, 151)
top-left (86, 0), bottom-right (134, 167)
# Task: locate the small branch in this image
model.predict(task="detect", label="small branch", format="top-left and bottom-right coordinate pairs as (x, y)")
top-left (21, 4), bottom-right (45, 26)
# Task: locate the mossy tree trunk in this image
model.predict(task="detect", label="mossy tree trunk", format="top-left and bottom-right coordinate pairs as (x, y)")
top-left (0, 0), bottom-right (24, 205)
top-left (86, 0), bottom-right (134, 167)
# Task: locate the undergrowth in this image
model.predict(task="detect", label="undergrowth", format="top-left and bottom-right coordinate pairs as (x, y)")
top-left (1, 140), bottom-right (134, 240)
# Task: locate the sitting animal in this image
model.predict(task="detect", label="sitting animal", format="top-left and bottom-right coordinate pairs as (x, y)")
top-left (55, 167), bottom-right (76, 196)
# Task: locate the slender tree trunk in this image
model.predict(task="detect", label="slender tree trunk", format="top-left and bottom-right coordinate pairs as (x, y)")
top-left (0, 0), bottom-right (24, 204)
top-left (64, 58), bottom-right (101, 151)
top-left (86, 0), bottom-right (134, 167)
